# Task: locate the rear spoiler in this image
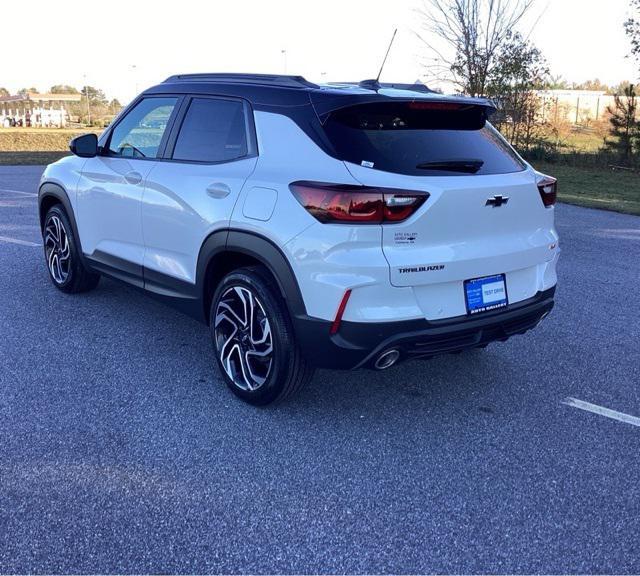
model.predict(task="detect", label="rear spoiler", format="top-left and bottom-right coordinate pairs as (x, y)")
top-left (310, 91), bottom-right (497, 123)
top-left (328, 81), bottom-right (436, 93)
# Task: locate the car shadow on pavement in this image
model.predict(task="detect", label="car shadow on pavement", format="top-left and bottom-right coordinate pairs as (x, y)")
top-left (93, 278), bottom-right (511, 416)
top-left (9, 255), bottom-right (523, 433)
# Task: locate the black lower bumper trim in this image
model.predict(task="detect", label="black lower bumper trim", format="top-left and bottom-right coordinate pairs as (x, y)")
top-left (292, 287), bottom-right (555, 370)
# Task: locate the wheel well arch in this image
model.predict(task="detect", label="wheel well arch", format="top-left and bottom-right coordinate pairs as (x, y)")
top-left (198, 229), bottom-right (308, 324)
top-left (39, 194), bottom-right (63, 229)
top-left (202, 250), bottom-right (264, 320)
top-left (38, 182), bottom-right (87, 262)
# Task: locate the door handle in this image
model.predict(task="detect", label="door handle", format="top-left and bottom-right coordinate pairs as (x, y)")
top-left (124, 171), bottom-right (143, 185)
top-left (206, 182), bottom-right (231, 198)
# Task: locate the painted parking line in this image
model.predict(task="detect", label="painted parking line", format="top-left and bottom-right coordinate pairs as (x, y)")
top-left (0, 235), bottom-right (41, 247)
top-left (563, 397), bottom-right (640, 428)
top-left (0, 188), bottom-right (37, 197)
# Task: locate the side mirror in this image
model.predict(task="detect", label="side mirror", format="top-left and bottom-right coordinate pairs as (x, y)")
top-left (69, 133), bottom-right (98, 158)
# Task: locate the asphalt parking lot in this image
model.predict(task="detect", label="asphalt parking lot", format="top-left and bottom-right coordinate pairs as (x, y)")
top-left (0, 164), bottom-right (639, 573)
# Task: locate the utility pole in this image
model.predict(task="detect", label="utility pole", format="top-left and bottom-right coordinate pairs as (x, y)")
top-left (281, 50), bottom-right (287, 74)
top-left (83, 74), bottom-right (91, 126)
top-left (130, 64), bottom-right (138, 94)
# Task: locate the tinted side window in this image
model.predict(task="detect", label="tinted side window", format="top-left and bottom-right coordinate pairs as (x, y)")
top-left (107, 97), bottom-right (177, 159)
top-left (172, 98), bottom-right (248, 163)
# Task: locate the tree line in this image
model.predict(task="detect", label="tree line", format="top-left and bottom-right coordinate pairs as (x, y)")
top-left (417, 0), bottom-right (640, 165)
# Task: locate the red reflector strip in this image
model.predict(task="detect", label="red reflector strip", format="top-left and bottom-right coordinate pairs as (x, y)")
top-left (407, 101), bottom-right (467, 111)
top-left (330, 289), bottom-right (352, 335)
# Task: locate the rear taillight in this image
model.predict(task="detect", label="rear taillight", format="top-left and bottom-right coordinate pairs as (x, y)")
top-left (537, 175), bottom-right (557, 207)
top-left (289, 181), bottom-right (428, 224)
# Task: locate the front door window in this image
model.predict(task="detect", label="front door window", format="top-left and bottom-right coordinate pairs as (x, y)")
top-left (107, 97), bottom-right (178, 159)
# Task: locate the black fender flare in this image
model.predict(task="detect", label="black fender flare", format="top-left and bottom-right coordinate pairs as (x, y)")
top-left (38, 182), bottom-right (87, 261)
top-left (196, 229), bottom-right (308, 322)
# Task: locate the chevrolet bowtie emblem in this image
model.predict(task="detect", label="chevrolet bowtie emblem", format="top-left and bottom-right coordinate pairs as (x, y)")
top-left (486, 195), bottom-right (509, 207)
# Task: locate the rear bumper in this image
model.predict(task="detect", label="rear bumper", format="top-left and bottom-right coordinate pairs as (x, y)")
top-left (293, 286), bottom-right (555, 370)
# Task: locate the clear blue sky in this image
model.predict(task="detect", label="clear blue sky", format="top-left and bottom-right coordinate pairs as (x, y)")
top-left (2, 0), bottom-right (637, 102)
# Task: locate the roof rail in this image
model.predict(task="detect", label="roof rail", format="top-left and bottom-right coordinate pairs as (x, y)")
top-left (163, 73), bottom-right (319, 89)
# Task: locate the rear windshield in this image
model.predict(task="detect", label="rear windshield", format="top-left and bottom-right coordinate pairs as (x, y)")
top-left (323, 102), bottom-right (525, 176)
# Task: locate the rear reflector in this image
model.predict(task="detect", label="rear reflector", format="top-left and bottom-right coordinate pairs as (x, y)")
top-left (330, 289), bottom-right (352, 335)
top-left (537, 175), bottom-right (557, 207)
top-left (289, 181), bottom-right (428, 224)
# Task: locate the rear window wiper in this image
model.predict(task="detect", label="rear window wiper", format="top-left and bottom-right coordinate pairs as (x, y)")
top-left (416, 159), bottom-right (484, 173)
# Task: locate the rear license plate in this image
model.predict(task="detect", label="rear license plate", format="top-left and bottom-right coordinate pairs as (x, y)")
top-left (464, 274), bottom-right (508, 315)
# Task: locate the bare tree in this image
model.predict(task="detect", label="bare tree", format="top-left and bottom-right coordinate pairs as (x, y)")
top-left (416, 0), bottom-right (535, 96)
top-left (625, 0), bottom-right (640, 68)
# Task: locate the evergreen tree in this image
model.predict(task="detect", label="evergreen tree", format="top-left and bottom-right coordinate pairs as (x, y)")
top-left (603, 84), bottom-right (638, 161)
top-left (486, 32), bottom-right (548, 150)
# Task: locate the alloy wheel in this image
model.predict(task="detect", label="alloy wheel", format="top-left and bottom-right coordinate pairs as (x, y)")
top-left (44, 214), bottom-right (71, 285)
top-left (214, 286), bottom-right (274, 391)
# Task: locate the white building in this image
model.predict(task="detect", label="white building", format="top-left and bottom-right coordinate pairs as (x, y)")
top-left (536, 90), bottom-right (619, 123)
top-left (0, 92), bottom-right (82, 127)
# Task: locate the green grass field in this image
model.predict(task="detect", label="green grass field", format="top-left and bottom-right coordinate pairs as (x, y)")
top-left (559, 128), bottom-right (605, 152)
top-left (0, 151), bottom-right (70, 165)
top-left (0, 128), bottom-right (100, 165)
top-left (535, 162), bottom-right (640, 216)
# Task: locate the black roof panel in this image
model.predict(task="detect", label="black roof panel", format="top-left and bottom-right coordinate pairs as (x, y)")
top-left (148, 73), bottom-right (496, 113)
top-left (163, 73), bottom-right (319, 89)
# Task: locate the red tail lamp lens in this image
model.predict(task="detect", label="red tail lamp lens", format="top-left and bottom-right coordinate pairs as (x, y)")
top-left (537, 175), bottom-right (557, 207)
top-left (289, 181), bottom-right (428, 224)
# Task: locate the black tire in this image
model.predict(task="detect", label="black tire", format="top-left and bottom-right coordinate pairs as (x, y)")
top-left (209, 266), bottom-right (314, 406)
top-left (43, 205), bottom-right (100, 293)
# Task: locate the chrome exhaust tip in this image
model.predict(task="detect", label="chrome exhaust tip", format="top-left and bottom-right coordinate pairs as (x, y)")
top-left (374, 349), bottom-right (400, 370)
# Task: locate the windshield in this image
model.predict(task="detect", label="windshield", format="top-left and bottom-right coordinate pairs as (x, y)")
top-left (323, 101), bottom-right (525, 176)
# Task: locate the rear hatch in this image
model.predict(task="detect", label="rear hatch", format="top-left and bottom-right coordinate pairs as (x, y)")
top-left (321, 99), bottom-right (558, 319)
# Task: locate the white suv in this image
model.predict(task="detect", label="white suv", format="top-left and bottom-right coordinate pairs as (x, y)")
top-left (39, 73), bottom-right (559, 405)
